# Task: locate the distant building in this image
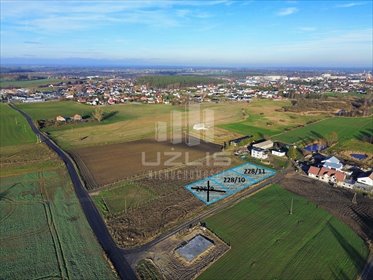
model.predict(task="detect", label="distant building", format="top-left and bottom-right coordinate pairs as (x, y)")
top-left (56, 116), bottom-right (66, 122)
top-left (72, 114), bottom-right (82, 121)
top-left (251, 147), bottom-right (268, 159)
top-left (193, 123), bottom-right (208, 131)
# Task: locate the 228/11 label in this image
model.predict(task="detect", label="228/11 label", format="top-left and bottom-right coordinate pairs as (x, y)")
top-left (244, 168), bottom-right (265, 175)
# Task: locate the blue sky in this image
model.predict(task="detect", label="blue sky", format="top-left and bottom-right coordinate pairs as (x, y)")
top-left (1, 0), bottom-right (372, 67)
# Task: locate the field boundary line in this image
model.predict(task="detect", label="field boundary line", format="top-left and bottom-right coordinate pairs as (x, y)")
top-left (39, 171), bottom-right (70, 280)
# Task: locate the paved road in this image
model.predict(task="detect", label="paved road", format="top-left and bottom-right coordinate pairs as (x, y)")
top-left (10, 104), bottom-right (137, 280)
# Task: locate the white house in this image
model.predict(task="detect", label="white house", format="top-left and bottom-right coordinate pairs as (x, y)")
top-left (251, 147), bottom-right (268, 159)
top-left (271, 149), bottom-right (286, 157)
top-left (321, 156), bottom-right (343, 171)
top-left (357, 172), bottom-right (373, 187)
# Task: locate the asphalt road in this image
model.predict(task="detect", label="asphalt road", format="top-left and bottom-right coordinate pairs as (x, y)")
top-left (10, 104), bottom-right (137, 280)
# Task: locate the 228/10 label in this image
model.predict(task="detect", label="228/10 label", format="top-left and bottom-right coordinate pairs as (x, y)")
top-left (223, 177), bottom-right (246, 183)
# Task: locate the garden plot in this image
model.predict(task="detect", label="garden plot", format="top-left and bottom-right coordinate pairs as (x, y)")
top-left (185, 162), bottom-right (275, 205)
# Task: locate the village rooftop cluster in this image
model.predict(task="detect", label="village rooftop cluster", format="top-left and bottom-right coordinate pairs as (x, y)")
top-left (1, 71), bottom-right (372, 104)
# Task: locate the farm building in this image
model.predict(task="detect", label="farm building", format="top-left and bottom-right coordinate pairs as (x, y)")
top-left (251, 147), bottom-right (268, 159)
top-left (56, 115), bottom-right (66, 122)
top-left (252, 140), bottom-right (274, 150)
top-left (72, 114), bottom-right (82, 121)
top-left (228, 135), bottom-right (252, 146)
top-left (321, 156), bottom-right (343, 171)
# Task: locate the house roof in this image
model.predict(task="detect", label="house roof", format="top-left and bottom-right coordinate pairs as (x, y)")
top-left (322, 156), bottom-right (340, 164)
top-left (308, 166), bottom-right (320, 175)
top-left (308, 166), bottom-right (346, 182)
top-left (318, 167), bottom-right (346, 182)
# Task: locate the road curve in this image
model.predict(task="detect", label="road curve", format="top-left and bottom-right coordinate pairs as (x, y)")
top-left (10, 104), bottom-right (137, 280)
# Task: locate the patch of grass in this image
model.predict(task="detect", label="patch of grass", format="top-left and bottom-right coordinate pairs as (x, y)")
top-left (0, 103), bottom-right (36, 147)
top-left (136, 259), bottom-right (163, 280)
top-left (220, 122), bottom-right (281, 138)
top-left (272, 117), bottom-right (372, 145)
top-left (92, 181), bottom-right (156, 216)
top-left (330, 138), bottom-right (373, 154)
top-left (199, 184), bottom-right (368, 280)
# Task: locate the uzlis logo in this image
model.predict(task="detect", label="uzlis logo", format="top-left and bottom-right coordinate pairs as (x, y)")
top-left (141, 103), bottom-right (230, 167)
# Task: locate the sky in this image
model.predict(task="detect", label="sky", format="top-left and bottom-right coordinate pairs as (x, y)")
top-left (0, 0), bottom-right (372, 67)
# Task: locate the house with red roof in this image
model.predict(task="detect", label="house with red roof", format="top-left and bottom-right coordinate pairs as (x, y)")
top-left (308, 166), bottom-right (346, 185)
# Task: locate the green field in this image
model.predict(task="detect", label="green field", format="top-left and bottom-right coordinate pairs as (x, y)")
top-left (218, 99), bottom-right (327, 140)
top-left (272, 117), bottom-right (372, 145)
top-left (92, 181), bottom-right (156, 216)
top-left (0, 171), bottom-right (117, 279)
top-left (0, 104), bottom-right (117, 279)
top-left (199, 185), bottom-right (368, 280)
top-left (0, 78), bottom-right (64, 88)
top-left (0, 103), bottom-right (36, 147)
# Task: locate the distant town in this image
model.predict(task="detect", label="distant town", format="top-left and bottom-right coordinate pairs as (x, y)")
top-left (1, 68), bottom-right (372, 105)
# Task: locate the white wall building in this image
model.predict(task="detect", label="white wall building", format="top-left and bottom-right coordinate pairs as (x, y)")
top-left (271, 149), bottom-right (286, 157)
top-left (251, 148), bottom-right (268, 159)
top-left (357, 173), bottom-right (373, 187)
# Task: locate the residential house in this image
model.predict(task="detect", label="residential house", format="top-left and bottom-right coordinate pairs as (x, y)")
top-left (308, 166), bottom-right (346, 184)
top-left (321, 156), bottom-right (343, 171)
top-left (271, 149), bottom-right (286, 157)
top-left (251, 147), bottom-right (268, 159)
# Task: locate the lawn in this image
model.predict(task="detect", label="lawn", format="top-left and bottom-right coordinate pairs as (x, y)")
top-left (272, 117), bottom-right (372, 145)
top-left (0, 103), bottom-right (36, 147)
top-left (199, 184), bottom-right (368, 280)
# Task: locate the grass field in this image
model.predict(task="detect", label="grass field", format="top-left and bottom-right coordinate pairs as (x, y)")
top-left (0, 170), bottom-right (117, 279)
top-left (0, 105), bottom-right (117, 279)
top-left (199, 184), bottom-right (368, 280)
top-left (18, 101), bottom-right (245, 149)
top-left (219, 99), bottom-right (328, 139)
top-left (0, 103), bottom-right (36, 147)
top-left (0, 78), bottom-right (64, 88)
top-left (272, 117), bottom-right (372, 145)
top-left (92, 181), bottom-right (157, 215)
